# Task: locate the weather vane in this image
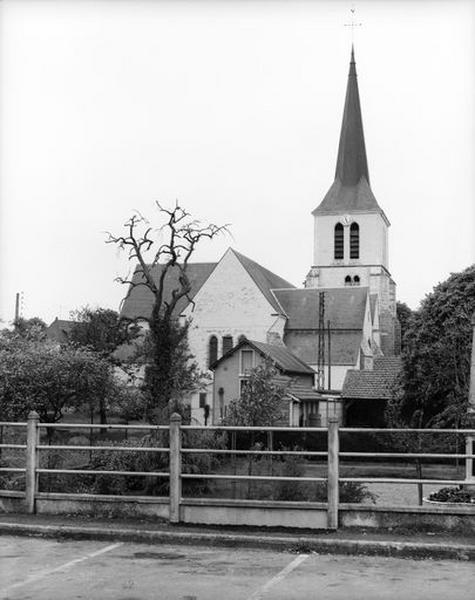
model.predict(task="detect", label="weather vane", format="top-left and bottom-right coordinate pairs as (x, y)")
top-left (344, 5), bottom-right (362, 44)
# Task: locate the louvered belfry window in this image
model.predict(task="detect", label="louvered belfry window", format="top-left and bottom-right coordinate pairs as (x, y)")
top-left (350, 222), bottom-right (359, 259)
top-left (334, 223), bottom-right (344, 259)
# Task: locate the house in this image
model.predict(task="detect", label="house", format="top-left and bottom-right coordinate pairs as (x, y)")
top-left (46, 318), bottom-right (77, 344)
top-left (118, 47), bottom-right (399, 425)
top-left (210, 338), bottom-right (321, 427)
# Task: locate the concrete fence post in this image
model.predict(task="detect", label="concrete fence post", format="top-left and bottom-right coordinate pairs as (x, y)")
top-left (25, 410), bottom-right (40, 514)
top-left (327, 416), bottom-right (340, 530)
top-left (466, 435), bottom-right (474, 482)
top-left (169, 412), bottom-right (182, 523)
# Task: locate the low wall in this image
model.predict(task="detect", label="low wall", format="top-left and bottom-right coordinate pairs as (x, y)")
top-left (181, 498), bottom-right (328, 529)
top-left (1, 492), bottom-right (474, 533)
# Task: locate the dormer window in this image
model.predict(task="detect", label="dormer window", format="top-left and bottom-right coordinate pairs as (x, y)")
top-left (334, 223), bottom-right (344, 259)
top-left (350, 222), bottom-right (359, 259)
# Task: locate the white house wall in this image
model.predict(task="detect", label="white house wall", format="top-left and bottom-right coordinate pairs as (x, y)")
top-left (182, 249), bottom-right (286, 423)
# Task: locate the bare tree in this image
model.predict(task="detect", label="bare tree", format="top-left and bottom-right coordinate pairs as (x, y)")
top-left (107, 202), bottom-right (227, 422)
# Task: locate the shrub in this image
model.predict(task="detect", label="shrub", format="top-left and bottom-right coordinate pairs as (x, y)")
top-left (429, 486), bottom-right (473, 503)
top-left (275, 455), bottom-right (377, 504)
top-left (275, 456), bottom-right (307, 501)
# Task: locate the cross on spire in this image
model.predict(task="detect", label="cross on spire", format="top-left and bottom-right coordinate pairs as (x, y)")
top-left (344, 5), bottom-right (362, 44)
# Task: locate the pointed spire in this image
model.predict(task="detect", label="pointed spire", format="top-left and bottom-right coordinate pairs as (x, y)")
top-left (313, 47), bottom-right (388, 221)
top-left (335, 46), bottom-right (369, 186)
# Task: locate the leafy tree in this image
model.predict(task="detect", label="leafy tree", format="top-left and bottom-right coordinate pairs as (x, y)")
top-left (69, 306), bottom-right (134, 358)
top-left (68, 306), bottom-right (141, 424)
top-left (224, 359), bottom-right (290, 498)
top-left (394, 265), bottom-right (475, 429)
top-left (396, 301), bottom-right (413, 351)
top-left (12, 317), bottom-right (47, 341)
top-left (0, 336), bottom-right (113, 428)
top-left (107, 202), bottom-right (226, 423)
top-left (386, 265), bottom-right (475, 503)
top-left (224, 360), bottom-right (289, 427)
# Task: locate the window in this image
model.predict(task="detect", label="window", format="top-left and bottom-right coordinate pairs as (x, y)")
top-left (199, 393), bottom-right (207, 408)
top-left (218, 387), bottom-right (224, 419)
top-left (350, 222), bottom-right (359, 259)
top-left (353, 275), bottom-right (360, 285)
top-left (344, 275), bottom-right (352, 286)
top-left (222, 335), bottom-right (233, 355)
top-left (208, 336), bottom-right (218, 367)
top-left (240, 349), bottom-right (254, 375)
top-left (334, 223), bottom-right (344, 259)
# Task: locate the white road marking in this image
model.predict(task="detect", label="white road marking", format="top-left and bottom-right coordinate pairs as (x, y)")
top-left (0, 542), bottom-right (122, 598)
top-left (247, 553), bottom-right (309, 599)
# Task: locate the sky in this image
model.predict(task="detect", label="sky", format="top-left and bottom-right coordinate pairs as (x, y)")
top-left (0, 0), bottom-right (474, 325)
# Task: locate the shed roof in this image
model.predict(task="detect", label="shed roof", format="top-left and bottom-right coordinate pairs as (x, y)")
top-left (287, 383), bottom-right (321, 402)
top-left (342, 357), bottom-right (402, 400)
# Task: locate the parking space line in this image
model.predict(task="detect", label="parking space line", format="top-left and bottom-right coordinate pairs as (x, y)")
top-left (0, 542), bottom-right (123, 598)
top-left (247, 553), bottom-right (309, 600)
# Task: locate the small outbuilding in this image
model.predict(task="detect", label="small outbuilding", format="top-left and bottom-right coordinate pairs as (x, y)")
top-left (342, 357), bottom-right (402, 427)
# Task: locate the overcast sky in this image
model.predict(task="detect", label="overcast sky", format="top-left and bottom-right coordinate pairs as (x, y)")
top-left (1, 0), bottom-right (474, 325)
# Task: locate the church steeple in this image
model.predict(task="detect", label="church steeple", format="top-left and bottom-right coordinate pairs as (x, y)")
top-left (307, 44), bottom-right (397, 357)
top-left (313, 47), bottom-right (386, 220)
top-left (335, 45), bottom-right (369, 186)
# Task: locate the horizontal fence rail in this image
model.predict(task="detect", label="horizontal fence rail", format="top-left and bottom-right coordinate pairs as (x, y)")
top-left (0, 412), bottom-right (474, 529)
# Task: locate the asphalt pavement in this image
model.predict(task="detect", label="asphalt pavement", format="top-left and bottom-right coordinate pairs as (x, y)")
top-left (1, 535), bottom-right (474, 600)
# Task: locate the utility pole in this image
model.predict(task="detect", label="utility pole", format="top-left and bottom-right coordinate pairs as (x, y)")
top-left (14, 292), bottom-right (20, 325)
top-left (327, 319), bottom-right (332, 390)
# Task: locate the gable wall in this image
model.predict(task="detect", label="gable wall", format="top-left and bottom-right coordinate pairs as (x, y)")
top-left (182, 250), bottom-right (286, 423)
top-left (183, 250), bottom-right (285, 371)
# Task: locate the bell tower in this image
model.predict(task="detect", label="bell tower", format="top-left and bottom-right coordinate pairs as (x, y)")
top-left (306, 47), bottom-right (398, 355)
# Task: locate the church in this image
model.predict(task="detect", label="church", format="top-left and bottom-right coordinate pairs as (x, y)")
top-left (120, 47), bottom-right (401, 426)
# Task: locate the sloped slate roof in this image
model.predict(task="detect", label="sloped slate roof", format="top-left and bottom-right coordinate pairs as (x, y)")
top-left (311, 48), bottom-right (388, 223)
top-left (342, 356), bottom-right (402, 400)
top-left (233, 250), bottom-right (295, 312)
top-left (272, 287), bottom-right (367, 330)
top-left (250, 340), bottom-right (315, 374)
top-left (335, 46), bottom-right (369, 187)
top-left (46, 318), bottom-right (76, 343)
top-left (287, 383), bottom-right (321, 402)
top-left (119, 249), bottom-right (294, 321)
top-left (287, 330), bottom-right (362, 366)
top-left (211, 338), bottom-right (315, 376)
top-left (313, 178), bottom-right (386, 218)
top-left (120, 263), bottom-right (217, 321)
top-left (369, 294), bottom-right (378, 322)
